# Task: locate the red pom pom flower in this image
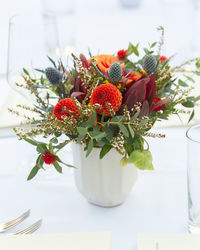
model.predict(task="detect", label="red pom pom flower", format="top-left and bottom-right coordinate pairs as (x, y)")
top-left (90, 84), bottom-right (122, 116)
top-left (53, 98), bottom-right (80, 121)
top-left (117, 49), bottom-right (128, 60)
top-left (159, 56), bottom-right (168, 62)
top-left (43, 152), bottom-right (56, 165)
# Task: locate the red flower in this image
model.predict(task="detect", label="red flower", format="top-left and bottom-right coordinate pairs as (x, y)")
top-left (117, 49), bottom-right (128, 60)
top-left (53, 98), bottom-right (80, 121)
top-left (43, 152), bottom-right (56, 165)
top-left (152, 97), bottom-right (163, 111)
top-left (90, 84), bottom-right (122, 116)
top-left (159, 56), bottom-right (168, 62)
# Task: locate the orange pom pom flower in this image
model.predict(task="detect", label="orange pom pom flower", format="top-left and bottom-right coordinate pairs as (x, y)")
top-left (53, 98), bottom-right (79, 121)
top-left (90, 84), bottom-right (122, 116)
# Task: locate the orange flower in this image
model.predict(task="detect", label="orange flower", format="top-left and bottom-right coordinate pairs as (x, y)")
top-left (88, 54), bottom-right (124, 75)
top-left (53, 98), bottom-right (80, 121)
top-left (90, 84), bottom-right (122, 116)
top-left (123, 71), bottom-right (143, 87)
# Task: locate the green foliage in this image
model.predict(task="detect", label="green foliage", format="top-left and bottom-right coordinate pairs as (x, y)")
top-left (128, 42), bottom-right (139, 56)
top-left (128, 150), bottom-right (154, 170)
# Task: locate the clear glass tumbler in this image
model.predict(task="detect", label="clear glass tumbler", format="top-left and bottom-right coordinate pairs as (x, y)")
top-left (187, 124), bottom-right (200, 233)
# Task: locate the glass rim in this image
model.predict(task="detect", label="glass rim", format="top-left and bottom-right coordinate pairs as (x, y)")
top-left (186, 124), bottom-right (200, 144)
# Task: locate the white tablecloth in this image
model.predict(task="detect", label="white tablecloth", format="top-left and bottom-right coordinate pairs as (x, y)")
top-left (0, 127), bottom-right (189, 250)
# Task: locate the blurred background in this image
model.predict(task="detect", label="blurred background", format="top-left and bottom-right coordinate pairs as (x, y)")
top-left (0, 0), bottom-right (200, 131)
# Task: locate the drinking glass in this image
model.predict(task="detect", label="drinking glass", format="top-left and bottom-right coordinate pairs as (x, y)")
top-left (187, 124), bottom-right (200, 233)
top-left (42, 0), bottom-right (76, 65)
top-left (7, 12), bottom-right (60, 99)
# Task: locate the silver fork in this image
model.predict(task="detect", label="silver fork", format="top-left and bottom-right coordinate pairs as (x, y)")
top-left (0, 210), bottom-right (30, 233)
top-left (12, 219), bottom-right (42, 235)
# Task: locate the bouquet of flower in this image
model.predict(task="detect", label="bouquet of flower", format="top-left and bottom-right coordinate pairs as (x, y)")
top-left (11, 27), bottom-right (200, 180)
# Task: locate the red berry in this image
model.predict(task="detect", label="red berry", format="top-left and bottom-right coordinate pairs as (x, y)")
top-left (117, 49), bottom-right (128, 60)
top-left (43, 152), bottom-right (56, 165)
top-left (90, 84), bottom-right (122, 116)
top-left (53, 98), bottom-right (80, 121)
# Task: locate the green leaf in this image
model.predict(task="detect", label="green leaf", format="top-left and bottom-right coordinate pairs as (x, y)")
top-left (87, 112), bottom-right (97, 127)
top-left (27, 166), bottom-right (40, 181)
top-left (143, 48), bottom-right (153, 55)
top-left (101, 111), bottom-right (105, 123)
top-left (54, 140), bottom-right (70, 150)
top-left (102, 126), bottom-right (114, 141)
top-left (77, 127), bottom-right (87, 136)
top-left (100, 144), bottom-right (112, 159)
top-left (178, 79), bottom-right (188, 87)
top-left (119, 124), bottom-right (129, 137)
top-left (128, 124), bottom-right (135, 138)
top-left (89, 131), bottom-right (106, 139)
top-left (86, 140), bottom-right (94, 157)
top-left (188, 109), bottom-right (195, 124)
top-left (56, 156), bottom-right (76, 168)
top-left (23, 68), bottom-right (30, 76)
top-left (110, 116), bottom-right (124, 123)
top-left (150, 42), bottom-right (157, 48)
top-left (139, 119), bottom-right (149, 126)
top-left (24, 138), bottom-right (46, 146)
top-left (196, 59), bottom-right (200, 68)
top-left (120, 156), bottom-right (128, 167)
top-left (130, 109), bottom-right (140, 122)
top-left (128, 42), bottom-right (139, 56)
top-left (54, 162), bottom-right (62, 173)
top-left (50, 137), bottom-right (58, 144)
top-left (182, 101), bottom-right (194, 108)
top-left (36, 144), bottom-right (48, 154)
top-left (47, 56), bottom-right (57, 68)
top-left (128, 150), bottom-right (154, 170)
top-left (76, 134), bottom-right (85, 143)
top-left (36, 154), bottom-right (43, 168)
top-left (184, 75), bottom-right (195, 83)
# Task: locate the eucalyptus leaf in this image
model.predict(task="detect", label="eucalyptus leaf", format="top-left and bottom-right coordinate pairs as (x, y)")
top-left (77, 127), bottom-right (87, 136)
top-left (128, 124), bottom-right (135, 138)
top-left (100, 144), bottom-right (112, 159)
top-left (119, 124), bottom-right (129, 137)
top-left (54, 162), bottom-right (62, 173)
top-left (86, 140), bottom-right (94, 157)
top-left (87, 112), bottom-right (97, 127)
top-left (27, 166), bottom-right (40, 181)
top-left (188, 109), bottom-right (195, 124)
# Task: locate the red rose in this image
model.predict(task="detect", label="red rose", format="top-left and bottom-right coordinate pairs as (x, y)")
top-left (159, 56), bottom-right (168, 62)
top-left (117, 49), bottom-right (128, 60)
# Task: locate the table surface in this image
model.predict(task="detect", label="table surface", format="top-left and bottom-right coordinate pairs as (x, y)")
top-left (0, 127), bottom-right (189, 250)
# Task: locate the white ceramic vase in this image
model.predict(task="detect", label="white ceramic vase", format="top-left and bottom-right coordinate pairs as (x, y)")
top-left (72, 143), bottom-right (138, 207)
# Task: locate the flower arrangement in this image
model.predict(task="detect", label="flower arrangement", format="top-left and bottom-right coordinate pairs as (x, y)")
top-left (11, 27), bottom-right (200, 180)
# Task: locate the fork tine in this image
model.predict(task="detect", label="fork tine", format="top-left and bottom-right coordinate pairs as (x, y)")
top-left (13, 219), bottom-right (42, 235)
top-left (0, 210), bottom-right (31, 232)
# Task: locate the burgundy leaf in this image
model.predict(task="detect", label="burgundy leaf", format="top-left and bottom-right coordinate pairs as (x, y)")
top-left (146, 74), bottom-right (156, 106)
top-left (71, 92), bottom-right (85, 98)
top-left (150, 98), bottom-right (171, 112)
top-left (80, 54), bottom-right (89, 68)
top-left (123, 77), bottom-right (150, 104)
top-left (65, 70), bottom-right (75, 84)
top-left (139, 101), bottom-right (150, 118)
